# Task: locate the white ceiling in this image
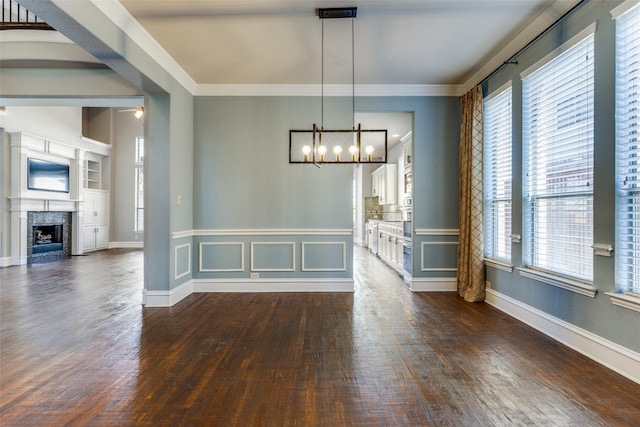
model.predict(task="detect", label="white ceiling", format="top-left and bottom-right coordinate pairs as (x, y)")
top-left (118, 0), bottom-right (579, 89)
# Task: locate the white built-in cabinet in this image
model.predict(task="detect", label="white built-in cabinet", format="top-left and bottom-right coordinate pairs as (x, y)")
top-left (82, 189), bottom-right (109, 251)
top-left (82, 152), bottom-right (109, 252)
top-left (377, 222), bottom-right (404, 274)
top-left (371, 164), bottom-right (397, 205)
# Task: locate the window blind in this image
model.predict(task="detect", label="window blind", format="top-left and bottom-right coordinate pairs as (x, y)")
top-left (483, 84), bottom-right (512, 261)
top-left (523, 31), bottom-right (594, 281)
top-left (616, 4), bottom-right (640, 295)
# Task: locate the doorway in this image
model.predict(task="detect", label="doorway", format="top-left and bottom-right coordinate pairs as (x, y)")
top-left (352, 112), bottom-right (413, 280)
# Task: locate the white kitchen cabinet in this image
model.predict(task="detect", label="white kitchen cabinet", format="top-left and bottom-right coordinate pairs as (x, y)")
top-left (82, 189), bottom-right (109, 252)
top-left (377, 222), bottom-right (404, 274)
top-left (372, 164), bottom-right (397, 205)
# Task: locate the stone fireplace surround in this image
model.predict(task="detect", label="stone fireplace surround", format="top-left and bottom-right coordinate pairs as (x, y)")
top-left (27, 211), bottom-right (72, 264)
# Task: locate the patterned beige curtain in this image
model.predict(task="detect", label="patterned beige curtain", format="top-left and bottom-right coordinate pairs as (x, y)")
top-left (457, 85), bottom-right (485, 302)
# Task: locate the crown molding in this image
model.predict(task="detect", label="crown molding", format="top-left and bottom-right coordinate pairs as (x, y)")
top-left (460, 0), bottom-right (582, 93)
top-left (194, 84), bottom-right (463, 97)
top-left (90, 0), bottom-right (197, 94)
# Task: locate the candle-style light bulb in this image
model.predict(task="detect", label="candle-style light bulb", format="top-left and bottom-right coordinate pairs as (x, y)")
top-left (318, 145), bottom-right (327, 162)
top-left (302, 145), bottom-right (312, 162)
top-left (333, 145), bottom-right (343, 162)
top-left (365, 145), bottom-right (374, 162)
top-left (349, 145), bottom-right (358, 162)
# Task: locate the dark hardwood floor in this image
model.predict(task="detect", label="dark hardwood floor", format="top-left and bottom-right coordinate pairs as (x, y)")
top-left (1, 247), bottom-right (639, 426)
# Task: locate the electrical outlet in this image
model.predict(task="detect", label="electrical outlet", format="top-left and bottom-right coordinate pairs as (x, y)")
top-left (250, 272), bottom-right (259, 279)
top-left (177, 195), bottom-right (182, 205)
top-left (485, 280), bottom-right (491, 289)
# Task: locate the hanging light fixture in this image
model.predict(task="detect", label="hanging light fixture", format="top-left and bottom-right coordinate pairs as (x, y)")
top-left (289, 7), bottom-right (387, 166)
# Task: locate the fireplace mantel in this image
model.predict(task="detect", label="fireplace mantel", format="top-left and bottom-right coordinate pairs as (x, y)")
top-left (7, 132), bottom-right (99, 265)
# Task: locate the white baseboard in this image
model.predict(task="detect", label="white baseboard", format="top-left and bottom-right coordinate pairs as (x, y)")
top-left (0, 257), bottom-right (12, 267)
top-left (143, 278), bottom-right (354, 307)
top-left (143, 280), bottom-right (192, 307)
top-left (486, 288), bottom-right (640, 385)
top-left (109, 241), bottom-right (144, 249)
top-left (410, 277), bottom-right (457, 292)
top-left (193, 278), bottom-right (354, 293)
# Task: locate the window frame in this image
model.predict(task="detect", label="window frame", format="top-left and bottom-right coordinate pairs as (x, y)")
top-left (520, 23), bottom-right (596, 288)
top-left (134, 136), bottom-right (144, 233)
top-left (483, 82), bottom-right (513, 265)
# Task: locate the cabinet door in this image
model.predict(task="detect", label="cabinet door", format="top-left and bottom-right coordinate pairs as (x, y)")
top-left (83, 191), bottom-right (95, 227)
top-left (94, 192), bottom-right (109, 227)
top-left (95, 226), bottom-right (109, 249)
top-left (82, 226), bottom-right (96, 251)
top-left (372, 170), bottom-right (380, 196)
top-left (379, 172), bottom-right (387, 204)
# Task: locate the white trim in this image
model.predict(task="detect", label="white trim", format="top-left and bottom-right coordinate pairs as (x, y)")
top-left (461, 0), bottom-right (582, 93)
top-left (605, 292), bottom-right (640, 313)
top-left (108, 241), bottom-right (143, 249)
top-left (410, 277), bottom-right (457, 292)
top-left (484, 258), bottom-right (514, 273)
top-left (0, 257), bottom-right (12, 268)
top-left (172, 228), bottom-right (352, 239)
top-left (420, 241), bottom-right (458, 272)
top-left (301, 242), bottom-right (347, 272)
top-left (174, 243), bottom-right (191, 280)
top-left (91, 0), bottom-right (197, 94)
top-left (520, 22), bottom-right (598, 79)
top-left (484, 80), bottom-right (513, 102)
top-left (517, 267), bottom-right (597, 298)
top-left (611, 0), bottom-right (640, 20)
top-left (414, 228), bottom-right (459, 236)
top-left (143, 280), bottom-right (192, 307)
top-left (486, 288), bottom-right (640, 385)
top-left (193, 278), bottom-right (354, 293)
top-left (198, 242), bottom-right (244, 272)
top-left (194, 84), bottom-right (462, 97)
top-left (250, 242), bottom-right (295, 272)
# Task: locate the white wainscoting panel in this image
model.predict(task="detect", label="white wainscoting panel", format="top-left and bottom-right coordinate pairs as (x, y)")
top-left (420, 241), bottom-right (459, 272)
top-left (199, 242), bottom-right (244, 272)
top-left (175, 243), bottom-right (192, 280)
top-left (301, 242), bottom-right (347, 272)
top-left (250, 242), bottom-right (295, 272)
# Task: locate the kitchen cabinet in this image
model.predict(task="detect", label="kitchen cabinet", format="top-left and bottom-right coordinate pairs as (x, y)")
top-left (372, 164), bottom-right (397, 205)
top-left (377, 222), bottom-right (404, 274)
top-left (82, 189), bottom-right (109, 252)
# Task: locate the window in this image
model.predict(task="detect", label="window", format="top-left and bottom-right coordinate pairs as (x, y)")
top-left (484, 84), bottom-right (512, 262)
top-left (135, 137), bottom-right (144, 232)
top-left (615, 4), bottom-right (640, 295)
top-left (522, 26), bottom-right (595, 282)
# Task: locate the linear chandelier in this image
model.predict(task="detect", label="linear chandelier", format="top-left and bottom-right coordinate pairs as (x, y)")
top-left (289, 7), bottom-right (388, 165)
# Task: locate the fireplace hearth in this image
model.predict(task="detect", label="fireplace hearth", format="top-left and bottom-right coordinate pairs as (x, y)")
top-left (27, 212), bottom-right (72, 263)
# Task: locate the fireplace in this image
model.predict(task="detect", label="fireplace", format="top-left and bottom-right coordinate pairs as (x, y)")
top-left (27, 212), bottom-right (72, 264)
top-left (32, 224), bottom-right (64, 254)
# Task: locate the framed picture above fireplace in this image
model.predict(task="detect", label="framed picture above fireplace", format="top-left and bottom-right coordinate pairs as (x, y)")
top-left (27, 157), bottom-right (70, 193)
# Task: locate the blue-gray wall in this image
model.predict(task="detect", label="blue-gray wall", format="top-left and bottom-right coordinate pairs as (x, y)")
top-left (483, 0), bottom-right (639, 352)
top-left (191, 95), bottom-right (460, 282)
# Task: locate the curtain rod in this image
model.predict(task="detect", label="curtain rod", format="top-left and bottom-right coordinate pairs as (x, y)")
top-left (478, 0), bottom-right (589, 87)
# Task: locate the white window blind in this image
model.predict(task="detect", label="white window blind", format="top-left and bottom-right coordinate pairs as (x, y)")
top-left (522, 29), bottom-right (594, 282)
top-left (616, 4), bottom-right (640, 295)
top-left (483, 84), bottom-right (512, 261)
